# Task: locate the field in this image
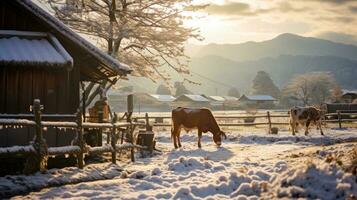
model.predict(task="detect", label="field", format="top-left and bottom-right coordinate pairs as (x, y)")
top-left (2, 127), bottom-right (357, 199)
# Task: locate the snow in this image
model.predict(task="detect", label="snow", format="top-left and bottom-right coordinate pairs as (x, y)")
top-left (48, 146), bottom-right (81, 155)
top-left (0, 163), bottom-right (123, 198)
top-left (208, 96), bottom-right (226, 102)
top-left (268, 161), bottom-right (357, 199)
top-left (5, 128), bottom-right (357, 199)
top-left (223, 96), bottom-right (239, 101)
top-left (0, 119), bottom-right (35, 126)
top-left (177, 94), bottom-right (210, 102)
top-left (0, 35), bottom-right (72, 68)
top-left (149, 94), bottom-right (176, 102)
top-left (240, 95), bottom-right (276, 101)
top-left (0, 145), bottom-right (34, 154)
top-left (41, 121), bottom-right (78, 128)
top-left (17, 0), bottom-right (131, 74)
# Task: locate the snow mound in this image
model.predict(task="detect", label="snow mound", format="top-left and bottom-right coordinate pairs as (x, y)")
top-left (0, 163), bottom-right (123, 198)
top-left (269, 162), bottom-right (357, 200)
top-left (168, 156), bottom-right (221, 172)
top-left (236, 133), bottom-right (357, 146)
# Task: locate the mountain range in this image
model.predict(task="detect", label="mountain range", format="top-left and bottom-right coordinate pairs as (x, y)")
top-left (125, 33), bottom-right (357, 95)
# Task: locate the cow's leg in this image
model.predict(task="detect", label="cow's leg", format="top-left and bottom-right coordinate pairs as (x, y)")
top-left (177, 130), bottom-right (182, 148)
top-left (305, 120), bottom-right (311, 136)
top-left (290, 119), bottom-right (296, 135)
top-left (317, 120), bottom-right (324, 135)
top-left (197, 129), bottom-right (202, 148)
top-left (172, 126), bottom-right (180, 149)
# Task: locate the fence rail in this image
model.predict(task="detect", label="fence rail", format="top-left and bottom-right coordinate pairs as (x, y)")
top-left (0, 99), bottom-right (146, 174)
top-left (133, 111), bottom-right (357, 129)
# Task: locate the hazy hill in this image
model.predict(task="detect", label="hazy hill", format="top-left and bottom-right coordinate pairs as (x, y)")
top-left (187, 33), bottom-right (357, 62)
top-left (121, 33), bottom-right (357, 95)
top-left (187, 54), bottom-right (357, 95)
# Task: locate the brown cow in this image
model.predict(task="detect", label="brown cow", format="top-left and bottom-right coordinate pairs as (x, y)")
top-left (171, 107), bottom-right (227, 148)
top-left (290, 106), bottom-right (324, 136)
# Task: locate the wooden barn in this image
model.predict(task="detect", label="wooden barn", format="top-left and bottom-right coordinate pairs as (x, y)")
top-left (0, 0), bottom-right (131, 147)
top-left (238, 95), bottom-right (276, 108)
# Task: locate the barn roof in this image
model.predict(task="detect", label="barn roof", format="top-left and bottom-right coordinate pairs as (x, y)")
top-left (223, 96), bottom-right (239, 101)
top-left (12, 0), bottom-right (132, 79)
top-left (175, 94), bottom-right (210, 102)
top-left (239, 95), bottom-right (276, 101)
top-left (0, 30), bottom-right (73, 69)
top-left (342, 89), bottom-right (357, 95)
top-left (206, 96), bottom-right (226, 102)
top-left (149, 94), bottom-right (176, 102)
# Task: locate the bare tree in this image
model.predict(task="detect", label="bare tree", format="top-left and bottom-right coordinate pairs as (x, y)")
top-left (283, 72), bottom-right (338, 106)
top-left (331, 85), bottom-right (343, 103)
top-left (43, 0), bottom-right (203, 105)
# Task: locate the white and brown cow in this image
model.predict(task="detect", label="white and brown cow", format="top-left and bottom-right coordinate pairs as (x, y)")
top-left (171, 107), bottom-right (227, 148)
top-left (289, 106), bottom-right (324, 136)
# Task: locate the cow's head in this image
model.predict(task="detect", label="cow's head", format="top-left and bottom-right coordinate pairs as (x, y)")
top-left (213, 131), bottom-right (227, 146)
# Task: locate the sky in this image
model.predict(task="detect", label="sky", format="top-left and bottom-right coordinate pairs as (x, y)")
top-left (186, 0), bottom-right (357, 45)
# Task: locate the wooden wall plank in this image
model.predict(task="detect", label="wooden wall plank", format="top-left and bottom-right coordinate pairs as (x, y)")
top-left (0, 68), bottom-right (6, 113)
top-left (43, 71), bottom-right (57, 113)
top-left (6, 69), bottom-right (19, 113)
top-left (18, 69), bottom-right (33, 113)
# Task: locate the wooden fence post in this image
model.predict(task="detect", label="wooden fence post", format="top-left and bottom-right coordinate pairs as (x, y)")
top-left (76, 110), bottom-right (84, 169)
top-left (24, 99), bottom-right (48, 174)
top-left (111, 113), bottom-right (118, 164)
top-left (127, 94), bottom-right (135, 162)
top-left (338, 111), bottom-right (342, 129)
top-left (267, 111), bottom-right (272, 134)
top-left (145, 113), bottom-right (153, 131)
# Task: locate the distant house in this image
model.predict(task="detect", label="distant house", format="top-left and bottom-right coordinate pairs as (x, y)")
top-left (341, 90), bottom-right (357, 103)
top-left (174, 94), bottom-right (210, 108)
top-left (149, 94), bottom-right (176, 103)
top-left (0, 0), bottom-right (131, 147)
top-left (223, 96), bottom-right (239, 102)
top-left (108, 91), bottom-right (133, 112)
top-left (108, 93), bottom-right (176, 112)
top-left (238, 95), bottom-right (276, 108)
top-left (202, 95), bottom-right (225, 107)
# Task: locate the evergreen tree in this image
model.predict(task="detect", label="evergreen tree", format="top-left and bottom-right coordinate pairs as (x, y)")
top-left (227, 87), bottom-right (240, 97)
top-left (251, 71), bottom-right (280, 98)
top-left (156, 84), bottom-right (171, 95)
top-left (174, 82), bottom-right (191, 96)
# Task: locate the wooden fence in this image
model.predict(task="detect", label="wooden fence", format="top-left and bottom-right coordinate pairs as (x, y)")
top-left (133, 110), bottom-right (357, 130)
top-left (1, 101), bottom-right (356, 174)
top-left (0, 99), bottom-right (146, 174)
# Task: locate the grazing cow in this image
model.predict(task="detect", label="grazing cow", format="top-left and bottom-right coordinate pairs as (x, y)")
top-left (171, 107), bottom-right (227, 148)
top-left (289, 106), bottom-right (324, 136)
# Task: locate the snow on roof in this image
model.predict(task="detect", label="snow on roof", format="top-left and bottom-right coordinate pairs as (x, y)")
top-left (15, 0), bottom-right (131, 76)
top-left (342, 89), bottom-right (357, 95)
top-left (149, 94), bottom-right (176, 102)
top-left (240, 95), bottom-right (276, 101)
top-left (223, 96), bottom-right (239, 101)
top-left (176, 94), bottom-right (210, 102)
top-left (208, 96), bottom-right (226, 102)
top-left (0, 31), bottom-right (73, 69)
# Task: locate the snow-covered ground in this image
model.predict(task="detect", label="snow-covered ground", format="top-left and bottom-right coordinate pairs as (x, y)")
top-left (3, 128), bottom-right (357, 199)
